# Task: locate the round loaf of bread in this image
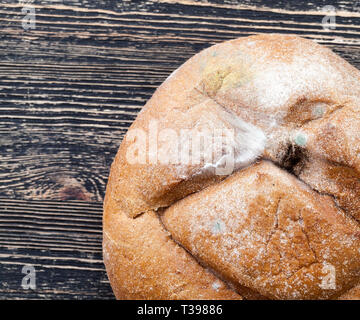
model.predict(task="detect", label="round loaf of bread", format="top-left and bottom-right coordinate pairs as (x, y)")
top-left (103, 34), bottom-right (360, 300)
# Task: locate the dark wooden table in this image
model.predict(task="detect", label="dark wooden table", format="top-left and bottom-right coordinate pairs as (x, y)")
top-left (1, 0), bottom-right (360, 299)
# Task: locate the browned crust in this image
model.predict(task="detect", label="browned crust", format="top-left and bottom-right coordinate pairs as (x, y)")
top-left (103, 34), bottom-right (360, 300)
top-left (338, 283), bottom-right (360, 300)
top-left (161, 161), bottom-right (360, 300)
top-left (109, 34), bottom-right (360, 219)
top-left (103, 164), bottom-right (242, 300)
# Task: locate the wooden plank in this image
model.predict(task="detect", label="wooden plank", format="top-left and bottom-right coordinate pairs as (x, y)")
top-left (0, 199), bottom-right (113, 299)
top-left (1, 0), bottom-right (360, 299)
top-left (1, 1), bottom-right (360, 200)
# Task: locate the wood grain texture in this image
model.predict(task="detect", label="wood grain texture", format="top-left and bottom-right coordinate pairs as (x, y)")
top-left (1, 0), bottom-right (360, 299)
top-left (0, 199), bottom-right (113, 299)
top-left (2, 0), bottom-right (360, 200)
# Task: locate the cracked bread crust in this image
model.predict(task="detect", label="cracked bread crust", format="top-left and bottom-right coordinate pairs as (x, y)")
top-left (103, 34), bottom-right (360, 299)
top-left (161, 161), bottom-right (360, 300)
top-left (103, 167), bottom-right (242, 300)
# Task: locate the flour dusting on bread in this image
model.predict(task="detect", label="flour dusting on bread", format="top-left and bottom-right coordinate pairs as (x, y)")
top-left (104, 34), bottom-right (360, 300)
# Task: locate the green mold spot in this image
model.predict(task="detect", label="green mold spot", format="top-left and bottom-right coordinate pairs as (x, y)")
top-left (211, 220), bottom-right (225, 235)
top-left (294, 133), bottom-right (307, 147)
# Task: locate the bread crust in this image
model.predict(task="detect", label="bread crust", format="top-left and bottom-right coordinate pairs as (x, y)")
top-left (103, 166), bottom-right (241, 299)
top-left (161, 161), bottom-right (360, 300)
top-left (103, 34), bottom-right (360, 299)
